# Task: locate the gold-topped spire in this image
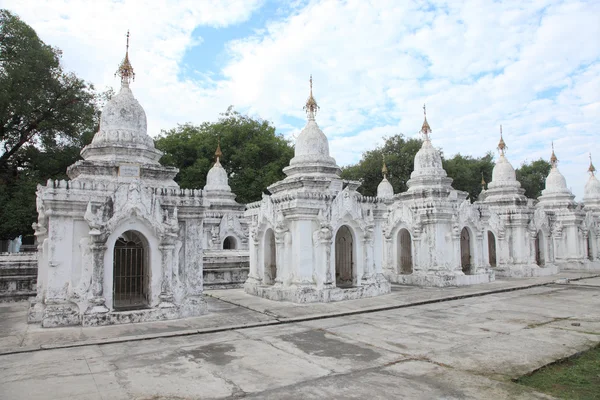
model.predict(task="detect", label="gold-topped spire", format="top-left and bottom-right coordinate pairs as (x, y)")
top-left (497, 125), bottom-right (506, 155)
top-left (421, 104), bottom-right (432, 138)
top-left (382, 155), bottom-right (388, 179)
top-left (215, 138), bottom-right (223, 163)
top-left (550, 141), bottom-right (558, 166)
top-left (303, 75), bottom-right (319, 120)
top-left (116, 30), bottom-right (135, 86)
top-left (589, 153), bottom-right (596, 176)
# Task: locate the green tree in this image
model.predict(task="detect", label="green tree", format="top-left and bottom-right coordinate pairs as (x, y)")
top-left (0, 10), bottom-right (99, 239)
top-left (0, 10), bottom-right (96, 172)
top-left (341, 133), bottom-right (496, 199)
top-left (341, 134), bottom-right (423, 196)
top-left (443, 152), bottom-right (495, 200)
top-left (155, 107), bottom-right (294, 204)
top-left (516, 158), bottom-right (552, 199)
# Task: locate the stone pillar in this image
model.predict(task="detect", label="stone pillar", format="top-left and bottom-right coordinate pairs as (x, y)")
top-left (274, 230), bottom-right (285, 285)
top-left (362, 227), bottom-right (374, 283)
top-left (159, 241), bottom-right (176, 307)
top-left (246, 227), bottom-right (262, 285)
top-left (87, 237), bottom-right (109, 314)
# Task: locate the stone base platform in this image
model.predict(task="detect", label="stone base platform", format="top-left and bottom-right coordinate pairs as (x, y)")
top-left (244, 277), bottom-right (391, 303)
top-left (203, 250), bottom-right (249, 289)
top-left (494, 263), bottom-right (559, 278)
top-left (558, 260), bottom-right (600, 270)
top-left (386, 269), bottom-right (495, 287)
top-left (28, 296), bottom-right (208, 328)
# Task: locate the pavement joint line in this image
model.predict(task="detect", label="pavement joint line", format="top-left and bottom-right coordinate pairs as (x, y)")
top-left (1, 273), bottom-right (599, 357)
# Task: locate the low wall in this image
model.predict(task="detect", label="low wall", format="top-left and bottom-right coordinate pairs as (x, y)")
top-left (0, 253), bottom-right (37, 302)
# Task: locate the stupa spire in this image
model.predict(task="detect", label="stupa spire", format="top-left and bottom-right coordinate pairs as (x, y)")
top-left (589, 153), bottom-right (596, 176)
top-left (497, 125), bottom-right (506, 156)
top-left (550, 141), bottom-right (558, 167)
top-left (116, 30), bottom-right (135, 87)
top-left (303, 75), bottom-right (319, 120)
top-left (421, 104), bottom-right (432, 140)
top-left (215, 138), bottom-right (223, 164)
top-left (382, 155), bottom-right (388, 179)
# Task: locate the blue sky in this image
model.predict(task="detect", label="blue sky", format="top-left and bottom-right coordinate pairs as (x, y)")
top-left (2, 0), bottom-right (599, 199)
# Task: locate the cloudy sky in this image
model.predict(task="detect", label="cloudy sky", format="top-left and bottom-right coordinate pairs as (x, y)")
top-left (2, 0), bottom-right (599, 199)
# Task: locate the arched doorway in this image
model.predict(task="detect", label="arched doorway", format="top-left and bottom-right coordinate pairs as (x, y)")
top-left (398, 229), bottom-right (413, 274)
top-left (335, 225), bottom-right (354, 287)
top-left (535, 231), bottom-right (545, 266)
top-left (460, 227), bottom-right (472, 275)
top-left (223, 236), bottom-right (236, 250)
top-left (113, 231), bottom-right (148, 310)
top-left (263, 229), bottom-right (276, 284)
top-left (487, 231), bottom-right (497, 267)
top-left (587, 232), bottom-right (594, 261)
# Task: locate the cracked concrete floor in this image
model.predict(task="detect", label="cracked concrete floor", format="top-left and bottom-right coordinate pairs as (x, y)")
top-left (1, 282), bottom-right (599, 399)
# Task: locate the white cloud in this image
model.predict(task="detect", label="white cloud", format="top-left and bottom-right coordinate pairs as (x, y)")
top-left (2, 0), bottom-right (599, 199)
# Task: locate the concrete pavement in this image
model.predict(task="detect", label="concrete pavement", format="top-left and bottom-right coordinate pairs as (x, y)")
top-left (0, 272), bottom-right (599, 399)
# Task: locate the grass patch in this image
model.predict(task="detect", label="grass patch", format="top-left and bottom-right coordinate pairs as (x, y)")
top-left (516, 344), bottom-right (600, 399)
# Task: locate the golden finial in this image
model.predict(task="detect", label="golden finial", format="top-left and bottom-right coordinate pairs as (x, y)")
top-left (303, 75), bottom-right (319, 120)
top-left (382, 155), bottom-right (388, 179)
top-left (589, 153), bottom-right (596, 176)
top-left (497, 125), bottom-right (506, 155)
top-left (481, 172), bottom-right (486, 189)
top-left (116, 30), bottom-right (135, 86)
top-left (215, 138), bottom-right (222, 163)
top-left (421, 104), bottom-right (432, 138)
top-left (550, 141), bottom-right (558, 166)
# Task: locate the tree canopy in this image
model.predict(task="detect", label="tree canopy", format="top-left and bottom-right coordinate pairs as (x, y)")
top-left (443, 153), bottom-right (494, 200)
top-left (155, 107), bottom-right (294, 204)
top-left (341, 134), bottom-right (423, 196)
top-left (340, 133), bottom-right (549, 201)
top-left (516, 158), bottom-right (552, 199)
top-left (0, 10), bottom-right (99, 239)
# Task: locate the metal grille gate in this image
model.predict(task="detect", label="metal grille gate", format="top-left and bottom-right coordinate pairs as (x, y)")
top-left (487, 231), bottom-right (497, 267)
top-left (399, 229), bottom-right (413, 274)
top-left (113, 232), bottom-right (148, 310)
top-left (335, 225), bottom-right (353, 287)
top-left (460, 228), bottom-right (472, 274)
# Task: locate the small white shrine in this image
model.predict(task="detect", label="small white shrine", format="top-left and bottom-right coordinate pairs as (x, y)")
top-left (536, 146), bottom-right (587, 269)
top-left (202, 143), bottom-right (249, 288)
top-left (244, 77), bottom-right (391, 302)
top-left (29, 35), bottom-right (207, 327)
top-left (582, 156), bottom-right (600, 268)
top-left (381, 110), bottom-right (495, 286)
top-left (481, 129), bottom-right (558, 277)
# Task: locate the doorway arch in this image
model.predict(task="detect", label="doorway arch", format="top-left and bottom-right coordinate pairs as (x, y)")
top-left (535, 231), bottom-right (545, 266)
top-left (223, 236), bottom-right (236, 250)
top-left (460, 227), bottom-right (472, 275)
top-left (587, 232), bottom-right (594, 261)
top-left (487, 231), bottom-right (497, 267)
top-left (398, 229), bottom-right (413, 274)
top-left (113, 230), bottom-right (148, 310)
top-left (263, 229), bottom-right (276, 284)
top-left (335, 225), bottom-right (354, 287)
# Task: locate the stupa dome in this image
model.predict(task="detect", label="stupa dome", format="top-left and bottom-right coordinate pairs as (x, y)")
top-left (490, 155), bottom-right (517, 185)
top-left (411, 139), bottom-right (446, 178)
top-left (204, 142), bottom-right (232, 193)
top-left (584, 175), bottom-right (600, 200)
top-left (377, 177), bottom-right (394, 198)
top-left (81, 35), bottom-right (162, 164)
top-left (284, 76), bottom-right (339, 177)
top-left (584, 156), bottom-right (600, 204)
top-left (91, 86), bottom-right (153, 149)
